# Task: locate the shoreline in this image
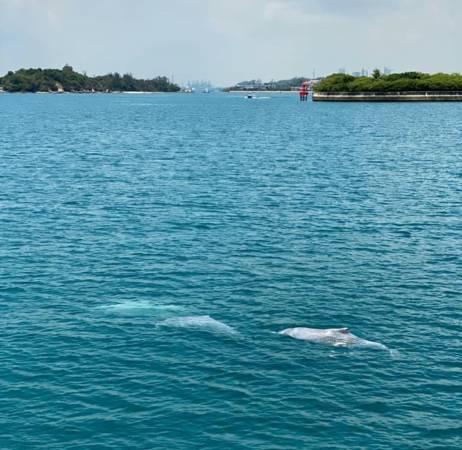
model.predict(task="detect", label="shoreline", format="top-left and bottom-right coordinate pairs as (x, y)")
top-left (227, 90), bottom-right (298, 94)
top-left (313, 92), bottom-right (462, 102)
top-left (0, 90), bottom-right (176, 95)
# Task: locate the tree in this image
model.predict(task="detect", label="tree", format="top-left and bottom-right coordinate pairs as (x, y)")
top-left (314, 71), bottom-right (462, 93)
top-left (372, 69), bottom-right (381, 80)
top-left (0, 66), bottom-right (180, 92)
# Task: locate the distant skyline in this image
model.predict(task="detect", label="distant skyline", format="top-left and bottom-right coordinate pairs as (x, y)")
top-left (1, 0), bottom-right (460, 86)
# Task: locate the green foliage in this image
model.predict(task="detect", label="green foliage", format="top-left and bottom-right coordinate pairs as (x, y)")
top-left (314, 72), bottom-right (462, 93)
top-left (270, 77), bottom-right (309, 90)
top-left (311, 74), bottom-right (355, 93)
top-left (372, 69), bottom-right (381, 79)
top-left (0, 66), bottom-right (180, 93)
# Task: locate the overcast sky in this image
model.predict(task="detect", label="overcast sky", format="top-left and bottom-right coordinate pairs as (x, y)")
top-left (0, 0), bottom-right (460, 85)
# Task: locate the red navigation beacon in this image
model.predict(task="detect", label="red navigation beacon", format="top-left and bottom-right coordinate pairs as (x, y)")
top-left (299, 81), bottom-right (309, 101)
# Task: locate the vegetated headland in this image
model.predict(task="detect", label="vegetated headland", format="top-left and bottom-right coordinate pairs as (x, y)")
top-left (0, 65), bottom-right (180, 93)
top-left (313, 70), bottom-right (462, 101)
top-left (224, 77), bottom-right (320, 92)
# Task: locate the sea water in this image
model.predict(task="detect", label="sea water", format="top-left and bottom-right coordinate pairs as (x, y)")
top-left (0, 93), bottom-right (461, 449)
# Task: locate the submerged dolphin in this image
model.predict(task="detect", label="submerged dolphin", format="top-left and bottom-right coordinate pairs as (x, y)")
top-left (279, 327), bottom-right (387, 350)
top-left (158, 315), bottom-right (237, 335)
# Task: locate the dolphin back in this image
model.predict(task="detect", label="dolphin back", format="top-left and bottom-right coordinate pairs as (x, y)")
top-left (279, 327), bottom-right (388, 351)
top-left (353, 337), bottom-right (388, 351)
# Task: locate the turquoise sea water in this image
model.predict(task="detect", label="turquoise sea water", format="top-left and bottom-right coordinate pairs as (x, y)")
top-left (1, 93), bottom-right (461, 449)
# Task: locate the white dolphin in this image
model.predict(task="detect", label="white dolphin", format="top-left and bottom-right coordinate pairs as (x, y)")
top-left (158, 315), bottom-right (237, 335)
top-left (279, 327), bottom-right (387, 350)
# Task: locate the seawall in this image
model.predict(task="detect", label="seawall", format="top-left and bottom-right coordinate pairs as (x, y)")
top-left (313, 92), bottom-right (462, 102)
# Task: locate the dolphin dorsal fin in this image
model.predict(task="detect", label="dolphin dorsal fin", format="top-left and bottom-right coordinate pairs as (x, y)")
top-left (338, 328), bottom-right (350, 334)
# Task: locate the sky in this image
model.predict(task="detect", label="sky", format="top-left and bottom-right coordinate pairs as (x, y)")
top-left (0, 0), bottom-right (460, 86)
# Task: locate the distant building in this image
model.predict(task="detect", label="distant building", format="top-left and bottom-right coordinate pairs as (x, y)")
top-left (189, 80), bottom-right (213, 91)
top-left (338, 68), bottom-right (346, 74)
top-left (352, 72), bottom-right (361, 77)
top-left (361, 68), bottom-right (368, 77)
top-left (383, 67), bottom-right (392, 75)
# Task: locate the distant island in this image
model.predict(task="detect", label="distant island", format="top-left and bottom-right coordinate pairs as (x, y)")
top-left (225, 77), bottom-right (317, 92)
top-left (313, 71), bottom-right (462, 101)
top-left (0, 65), bottom-right (180, 93)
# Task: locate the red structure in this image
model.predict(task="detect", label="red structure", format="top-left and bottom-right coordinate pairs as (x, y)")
top-left (299, 81), bottom-right (309, 101)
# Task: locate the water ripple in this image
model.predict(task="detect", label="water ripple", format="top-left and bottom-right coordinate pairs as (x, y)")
top-left (0, 94), bottom-right (461, 449)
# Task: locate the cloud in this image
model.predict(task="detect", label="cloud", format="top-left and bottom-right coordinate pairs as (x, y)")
top-left (0, 0), bottom-right (461, 85)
